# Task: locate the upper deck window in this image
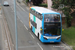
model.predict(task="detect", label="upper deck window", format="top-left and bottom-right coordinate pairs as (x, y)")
top-left (30, 9), bottom-right (43, 20)
top-left (44, 14), bottom-right (60, 22)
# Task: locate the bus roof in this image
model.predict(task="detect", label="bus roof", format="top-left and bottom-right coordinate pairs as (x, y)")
top-left (31, 6), bottom-right (60, 14)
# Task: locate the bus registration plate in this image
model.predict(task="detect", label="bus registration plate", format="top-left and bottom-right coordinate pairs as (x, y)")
top-left (50, 41), bottom-right (54, 43)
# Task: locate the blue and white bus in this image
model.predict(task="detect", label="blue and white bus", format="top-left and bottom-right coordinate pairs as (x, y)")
top-left (29, 6), bottom-right (62, 43)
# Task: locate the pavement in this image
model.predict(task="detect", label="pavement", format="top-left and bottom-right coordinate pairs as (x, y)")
top-left (0, 14), bottom-right (3, 50)
top-left (0, 7), bottom-right (14, 50)
top-left (0, 1), bottom-right (6, 49)
top-left (0, 10), bottom-right (9, 50)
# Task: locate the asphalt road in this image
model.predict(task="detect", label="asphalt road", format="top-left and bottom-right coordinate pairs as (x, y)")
top-left (0, 0), bottom-right (1, 3)
top-left (2, 0), bottom-right (67, 50)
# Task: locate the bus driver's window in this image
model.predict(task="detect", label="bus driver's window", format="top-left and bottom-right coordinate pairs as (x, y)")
top-left (54, 17), bottom-right (59, 22)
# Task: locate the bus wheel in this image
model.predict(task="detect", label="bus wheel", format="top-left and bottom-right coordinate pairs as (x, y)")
top-left (38, 33), bottom-right (39, 39)
top-left (31, 26), bottom-right (32, 31)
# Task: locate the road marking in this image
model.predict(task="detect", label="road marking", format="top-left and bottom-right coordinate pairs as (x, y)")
top-left (17, 16), bottom-right (28, 30)
top-left (16, 3), bottom-right (25, 11)
top-left (61, 42), bottom-right (72, 50)
top-left (29, 32), bottom-right (34, 39)
top-left (24, 25), bottom-right (28, 30)
top-left (18, 45), bottom-right (38, 48)
top-left (37, 43), bottom-right (43, 50)
top-left (19, 5), bottom-right (25, 11)
top-left (20, 20), bottom-right (23, 23)
top-left (16, 2), bottom-right (28, 15)
top-left (17, 16), bottom-right (20, 20)
top-left (11, 7), bottom-right (15, 12)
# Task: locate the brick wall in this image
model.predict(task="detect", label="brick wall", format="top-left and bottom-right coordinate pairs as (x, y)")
top-left (62, 17), bottom-right (65, 24)
top-left (71, 17), bottom-right (75, 26)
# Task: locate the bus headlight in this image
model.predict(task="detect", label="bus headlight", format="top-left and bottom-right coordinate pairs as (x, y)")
top-left (57, 37), bottom-right (60, 40)
top-left (44, 37), bottom-right (47, 40)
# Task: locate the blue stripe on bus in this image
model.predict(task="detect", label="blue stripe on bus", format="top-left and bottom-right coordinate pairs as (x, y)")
top-left (34, 27), bottom-right (35, 33)
top-left (40, 13), bottom-right (44, 40)
top-left (40, 35), bottom-right (43, 42)
top-left (32, 26), bottom-right (35, 33)
top-left (42, 14), bottom-right (44, 35)
top-left (32, 15), bottom-right (36, 33)
top-left (33, 26), bottom-right (34, 33)
top-left (42, 13), bottom-right (60, 14)
top-left (60, 14), bottom-right (62, 35)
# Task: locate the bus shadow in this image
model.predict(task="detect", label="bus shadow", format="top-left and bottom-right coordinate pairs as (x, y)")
top-left (42, 42), bottom-right (61, 45)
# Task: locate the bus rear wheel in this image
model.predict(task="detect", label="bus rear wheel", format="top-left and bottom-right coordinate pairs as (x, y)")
top-left (30, 26), bottom-right (32, 31)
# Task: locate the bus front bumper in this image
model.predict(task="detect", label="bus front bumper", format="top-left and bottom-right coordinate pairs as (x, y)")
top-left (40, 35), bottom-right (61, 43)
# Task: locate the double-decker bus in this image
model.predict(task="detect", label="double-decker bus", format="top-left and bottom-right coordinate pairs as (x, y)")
top-left (29, 6), bottom-right (62, 43)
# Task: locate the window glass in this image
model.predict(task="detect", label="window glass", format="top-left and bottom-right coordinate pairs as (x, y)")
top-left (30, 19), bottom-right (37, 28)
top-left (30, 9), bottom-right (43, 20)
top-left (44, 14), bottom-right (60, 22)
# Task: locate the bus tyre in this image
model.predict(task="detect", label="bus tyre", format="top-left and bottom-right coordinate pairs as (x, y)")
top-left (31, 26), bottom-right (32, 31)
top-left (38, 33), bottom-right (39, 39)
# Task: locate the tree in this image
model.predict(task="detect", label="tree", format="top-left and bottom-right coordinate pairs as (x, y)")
top-left (32, 0), bottom-right (43, 6)
top-left (52, 0), bottom-right (75, 27)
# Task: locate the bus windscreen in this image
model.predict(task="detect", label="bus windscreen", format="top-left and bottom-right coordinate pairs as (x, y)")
top-left (44, 14), bottom-right (61, 36)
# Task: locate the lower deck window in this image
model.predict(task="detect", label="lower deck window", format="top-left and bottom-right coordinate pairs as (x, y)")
top-left (30, 19), bottom-right (37, 28)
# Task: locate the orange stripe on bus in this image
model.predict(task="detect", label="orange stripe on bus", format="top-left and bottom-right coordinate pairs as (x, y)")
top-left (29, 13), bottom-right (31, 28)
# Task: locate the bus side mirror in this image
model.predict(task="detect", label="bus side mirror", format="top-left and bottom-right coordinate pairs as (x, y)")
top-left (40, 28), bottom-right (43, 33)
top-left (40, 28), bottom-right (42, 31)
top-left (62, 29), bottom-right (64, 31)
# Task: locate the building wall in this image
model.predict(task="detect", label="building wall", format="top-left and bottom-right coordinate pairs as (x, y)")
top-left (47, 0), bottom-right (52, 10)
top-left (62, 17), bottom-right (65, 24)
